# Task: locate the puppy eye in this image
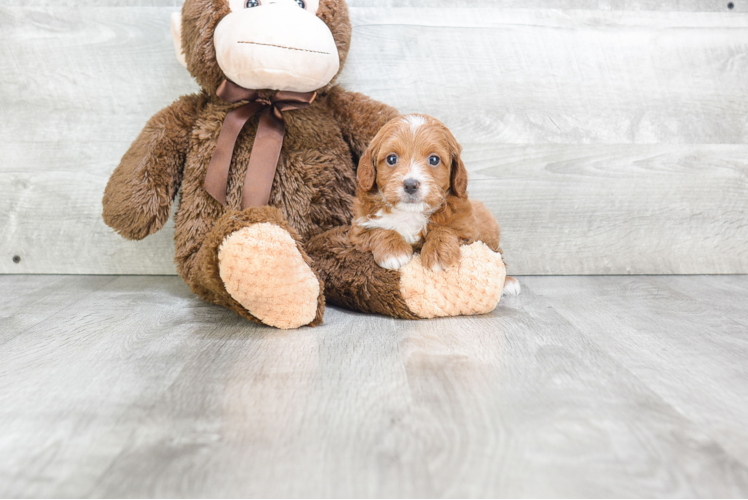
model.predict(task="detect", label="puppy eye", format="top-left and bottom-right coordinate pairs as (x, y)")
top-left (294, 0), bottom-right (306, 7)
top-left (245, 0), bottom-right (260, 7)
top-left (429, 155), bottom-right (441, 167)
top-left (386, 154), bottom-right (398, 166)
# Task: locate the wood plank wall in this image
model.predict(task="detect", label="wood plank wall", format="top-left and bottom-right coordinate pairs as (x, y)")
top-left (1, 0), bottom-right (746, 275)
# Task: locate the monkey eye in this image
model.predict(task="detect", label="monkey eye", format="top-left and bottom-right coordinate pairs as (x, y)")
top-left (245, 0), bottom-right (260, 7)
top-left (386, 154), bottom-right (398, 166)
top-left (295, 0), bottom-right (306, 7)
top-left (429, 155), bottom-right (441, 167)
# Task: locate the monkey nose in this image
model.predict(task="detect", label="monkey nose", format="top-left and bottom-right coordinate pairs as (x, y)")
top-left (403, 179), bottom-right (420, 195)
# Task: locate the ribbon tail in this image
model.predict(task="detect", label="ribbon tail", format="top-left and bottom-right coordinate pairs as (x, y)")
top-left (205, 103), bottom-right (261, 206)
top-left (217, 80), bottom-right (259, 103)
top-left (241, 108), bottom-right (286, 209)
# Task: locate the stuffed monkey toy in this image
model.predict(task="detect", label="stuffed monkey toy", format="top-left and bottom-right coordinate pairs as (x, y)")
top-left (103, 0), bottom-right (507, 329)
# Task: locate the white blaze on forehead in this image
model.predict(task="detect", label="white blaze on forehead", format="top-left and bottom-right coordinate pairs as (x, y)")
top-left (396, 115), bottom-right (433, 198)
top-left (401, 114), bottom-right (427, 133)
top-left (402, 160), bottom-right (430, 199)
top-left (402, 162), bottom-right (430, 199)
top-left (405, 161), bottom-right (426, 182)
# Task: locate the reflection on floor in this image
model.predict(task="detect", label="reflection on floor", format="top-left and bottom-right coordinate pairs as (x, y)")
top-left (1, 275), bottom-right (747, 497)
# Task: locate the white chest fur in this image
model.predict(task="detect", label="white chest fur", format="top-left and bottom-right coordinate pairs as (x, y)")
top-left (357, 206), bottom-right (430, 245)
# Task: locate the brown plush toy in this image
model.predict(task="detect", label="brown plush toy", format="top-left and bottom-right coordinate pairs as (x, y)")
top-left (103, 0), bottom-right (507, 329)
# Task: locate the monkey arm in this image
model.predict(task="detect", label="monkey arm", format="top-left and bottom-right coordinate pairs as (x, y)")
top-left (103, 93), bottom-right (206, 240)
top-left (326, 86), bottom-right (399, 159)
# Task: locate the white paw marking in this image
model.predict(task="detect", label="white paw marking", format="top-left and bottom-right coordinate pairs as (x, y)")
top-left (379, 253), bottom-right (413, 270)
top-left (427, 260), bottom-right (444, 273)
top-left (503, 278), bottom-right (522, 296)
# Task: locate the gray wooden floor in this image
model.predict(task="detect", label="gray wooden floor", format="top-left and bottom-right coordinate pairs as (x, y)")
top-left (1, 275), bottom-right (747, 498)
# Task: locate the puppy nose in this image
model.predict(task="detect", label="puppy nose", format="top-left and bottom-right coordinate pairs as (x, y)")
top-left (403, 179), bottom-right (420, 194)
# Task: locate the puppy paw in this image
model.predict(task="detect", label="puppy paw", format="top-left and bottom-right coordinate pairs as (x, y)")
top-left (373, 238), bottom-right (414, 270)
top-left (421, 236), bottom-right (460, 272)
top-left (503, 276), bottom-right (522, 296)
top-left (376, 249), bottom-right (414, 270)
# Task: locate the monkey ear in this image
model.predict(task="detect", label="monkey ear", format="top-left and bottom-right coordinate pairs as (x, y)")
top-left (449, 135), bottom-right (468, 198)
top-left (357, 141), bottom-right (379, 192)
top-left (171, 12), bottom-right (187, 68)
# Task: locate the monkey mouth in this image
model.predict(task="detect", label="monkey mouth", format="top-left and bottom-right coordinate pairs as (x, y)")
top-left (238, 41), bottom-right (331, 55)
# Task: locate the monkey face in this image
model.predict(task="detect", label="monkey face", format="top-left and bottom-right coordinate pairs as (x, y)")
top-left (213, 0), bottom-right (340, 92)
top-left (176, 0), bottom-right (351, 93)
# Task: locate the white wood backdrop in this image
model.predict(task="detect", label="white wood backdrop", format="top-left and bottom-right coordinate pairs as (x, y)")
top-left (1, 1), bottom-right (747, 275)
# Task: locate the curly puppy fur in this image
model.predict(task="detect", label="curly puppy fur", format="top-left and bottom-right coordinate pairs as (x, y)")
top-left (350, 115), bottom-right (502, 272)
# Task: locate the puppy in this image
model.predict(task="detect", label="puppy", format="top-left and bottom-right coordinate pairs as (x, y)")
top-left (350, 114), bottom-right (520, 295)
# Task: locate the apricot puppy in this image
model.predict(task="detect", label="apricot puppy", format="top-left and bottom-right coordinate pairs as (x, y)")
top-left (350, 114), bottom-right (508, 277)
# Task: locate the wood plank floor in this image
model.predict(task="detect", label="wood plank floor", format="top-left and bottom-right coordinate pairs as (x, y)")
top-left (0, 275), bottom-right (747, 497)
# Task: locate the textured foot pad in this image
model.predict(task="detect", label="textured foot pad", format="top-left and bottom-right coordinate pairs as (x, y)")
top-left (218, 223), bottom-right (320, 330)
top-left (399, 242), bottom-right (507, 319)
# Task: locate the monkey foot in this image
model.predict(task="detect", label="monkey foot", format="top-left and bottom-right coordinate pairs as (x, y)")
top-left (218, 223), bottom-right (321, 329)
top-left (399, 242), bottom-right (507, 319)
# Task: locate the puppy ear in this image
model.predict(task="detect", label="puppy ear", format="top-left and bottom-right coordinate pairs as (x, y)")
top-left (357, 138), bottom-right (380, 192)
top-left (448, 134), bottom-right (468, 198)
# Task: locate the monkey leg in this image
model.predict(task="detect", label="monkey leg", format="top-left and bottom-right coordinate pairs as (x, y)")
top-left (187, 207), bottom-right (325, 329)
top-left (307, 227), bottom-right (507, 320)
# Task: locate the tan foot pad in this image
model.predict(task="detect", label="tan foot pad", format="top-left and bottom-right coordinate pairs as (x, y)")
top-left (218, 223), bottom-right (320, 329)
top-left (399, 242), bottom-right (507, 319)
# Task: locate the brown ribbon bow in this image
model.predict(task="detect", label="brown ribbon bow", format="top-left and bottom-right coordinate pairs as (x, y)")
top-left (204, 80), bottom-right (317, 209)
